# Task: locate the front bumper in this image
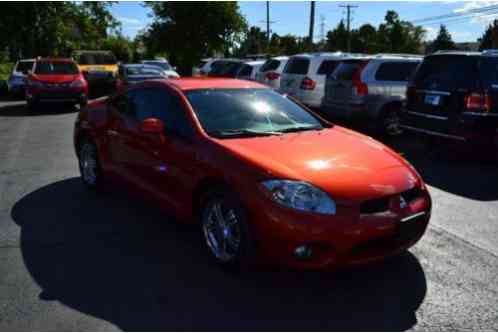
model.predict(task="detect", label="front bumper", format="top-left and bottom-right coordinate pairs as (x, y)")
top-left (27, 88), bottom-right (87, 104)
top-left (401, 108), bottom-right (498, 145)
top-left (248, 189), bottom-right (431, 270)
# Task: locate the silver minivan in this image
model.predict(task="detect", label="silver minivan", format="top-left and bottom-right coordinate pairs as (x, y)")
top-left (255, 56), bottom-right (289, 89)
top-left (279, 52), bottom-right (354, 108)
top-left (322, 54), bottom-right (422, 135)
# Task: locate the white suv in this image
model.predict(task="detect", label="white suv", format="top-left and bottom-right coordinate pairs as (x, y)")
top-left (255, 56), bottom-right (289, 89)
top-left (279, 52), bottom-right (356, 108)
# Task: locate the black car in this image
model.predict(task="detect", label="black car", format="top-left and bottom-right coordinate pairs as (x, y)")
top-left (401, 51), bottom-right (498, 148)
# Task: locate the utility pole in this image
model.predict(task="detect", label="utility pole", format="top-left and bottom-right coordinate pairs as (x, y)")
top-left (308, 1), bottom-right (316, 49)
top-left (339, 4), bottom-right (358, 52)
top-left (266, 1), bottom-right (270, 44)
top-left (319, 15), bottom-right (326, 43)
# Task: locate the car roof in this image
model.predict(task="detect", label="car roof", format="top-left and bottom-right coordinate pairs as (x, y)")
top-left (18, 59), bottom-right (36, 63)
top-left (123, 64), bottom-right (162, 69)
top-left (167, 78), bottom-right (268, 91)
top-left (244, 60), bottom-right (265, 66)
top-left (36, 58), bottom-right (75, 63)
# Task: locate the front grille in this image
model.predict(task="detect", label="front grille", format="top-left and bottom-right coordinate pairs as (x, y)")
top-left (360, 187), bottom-right (423, 214)
top-left (360, 197), bottom-right (390, 214)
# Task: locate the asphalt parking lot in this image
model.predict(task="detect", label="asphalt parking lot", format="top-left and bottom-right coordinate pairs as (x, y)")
top-left (0, 98), bottom-right (497, 331)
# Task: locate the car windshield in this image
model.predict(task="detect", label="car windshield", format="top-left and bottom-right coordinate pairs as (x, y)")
top-left (186, 88), bottom-right (327, 138)
top-left (16, 61), bottom-right (34, 73)
top-left (142, 61), bottom-right (171, 71)
top-left (126, 66), bottom-right (163, 76)
top-left (75, 53), bottom-right (117, 65)
top-left (34, 62), bottom-right (79, 75)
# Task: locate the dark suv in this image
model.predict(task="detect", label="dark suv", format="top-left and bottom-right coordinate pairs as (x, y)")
top-left (401, 51), bottom-right (498, 148)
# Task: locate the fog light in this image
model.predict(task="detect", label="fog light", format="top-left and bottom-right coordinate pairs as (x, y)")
top-left (294, 245), bottom-right (313, 260)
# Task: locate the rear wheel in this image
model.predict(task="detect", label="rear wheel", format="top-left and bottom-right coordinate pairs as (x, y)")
top-left (200, 188), bottom-right (255, 270)
top-left (379, 106), bottom-right (403, 137)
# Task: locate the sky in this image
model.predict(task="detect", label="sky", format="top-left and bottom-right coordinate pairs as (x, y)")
top-left (110, 1), bottom-right (498, 43)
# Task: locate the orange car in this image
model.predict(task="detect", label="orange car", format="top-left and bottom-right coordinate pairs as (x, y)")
top-left (74, 78), bottom-right (431, 270)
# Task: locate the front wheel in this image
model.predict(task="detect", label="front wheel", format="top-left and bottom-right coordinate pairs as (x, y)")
top-left (200, 188), bottom-right (255, 270)
top-left (78, 139), bottom-right (103, 191)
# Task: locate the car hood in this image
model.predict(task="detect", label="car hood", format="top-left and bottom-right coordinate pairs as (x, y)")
top-left (31, 74), bottom-right (81, 83)
top-left (214, 127), bottom-right (420, 202)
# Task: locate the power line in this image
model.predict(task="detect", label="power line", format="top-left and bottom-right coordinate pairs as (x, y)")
top-left (339, 3), bottom-right (358, 52)
top-left (410, 4), bottom-right (498, 24)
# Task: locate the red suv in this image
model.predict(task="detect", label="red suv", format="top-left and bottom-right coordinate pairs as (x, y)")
top-left (26, 58), bottom-right (88, 110)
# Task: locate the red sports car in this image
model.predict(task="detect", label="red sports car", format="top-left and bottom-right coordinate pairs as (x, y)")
top-left (26, 58), bottom-right (88, 110)
top-left (74, 78), bottom-right (431, 270)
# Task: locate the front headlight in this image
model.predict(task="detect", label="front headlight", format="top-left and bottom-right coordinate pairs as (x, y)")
top-left (70, 79), bottom-right (86, 88)
top-left (261, 180), bottom-right (336, 215)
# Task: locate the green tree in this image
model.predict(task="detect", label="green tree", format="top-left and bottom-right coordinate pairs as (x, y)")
top-left (326, 20), bottom-right (348, 51)
top-left (101, 35), bottom-right (133, 63)
top-left (427, 25), bottom-right (456, 53)
top-left (376, 10), bottom-right (425, 53)
top-left (479, 19), bottom-right (498, 50)
top-left (144, 1), bottom-right (247, 75)
top-left (0, 2), bottom-right (119, 60)
top-left (237, 26), bottom-right (268, 56)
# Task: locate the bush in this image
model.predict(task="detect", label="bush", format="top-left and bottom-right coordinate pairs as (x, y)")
top-left (0, 63), bottom-right (13, 81)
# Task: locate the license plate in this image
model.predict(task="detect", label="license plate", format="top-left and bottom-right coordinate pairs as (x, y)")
top-left (424, 94), bottom-right (440, 106)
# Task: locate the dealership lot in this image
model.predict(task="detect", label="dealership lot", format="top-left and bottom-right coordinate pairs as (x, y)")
top-left (0, 99), bottom-right (497, 330)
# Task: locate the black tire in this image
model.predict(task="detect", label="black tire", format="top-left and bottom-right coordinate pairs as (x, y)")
top-left (200, 187), bottom-right (255, 271)
top-left (77, 138), bottom-right (104, 191)
top-left (379, 105), bottom-right (403, 137)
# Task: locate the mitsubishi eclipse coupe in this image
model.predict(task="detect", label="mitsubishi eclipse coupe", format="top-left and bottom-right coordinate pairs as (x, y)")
top-left (74, 78), bottom-right (431, 270)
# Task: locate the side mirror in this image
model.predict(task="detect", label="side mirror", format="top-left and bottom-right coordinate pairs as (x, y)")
top-left (140, 118), bottom-right (164, 135)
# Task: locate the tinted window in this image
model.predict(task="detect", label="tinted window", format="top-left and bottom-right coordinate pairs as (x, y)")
top-left (34, 62), bottom-right (79, 75)
top-left (185, 88), bottom-right (325, 137)
top-left (413, 55), bottom-right (478, 90)
top-left (142, 61), bottom-right (171, 71)
top-left (126, 66), bottom-right (162, 76)
top-left (479, 57), bottom-right (498, 88)
top-left (132, 88), bottom-right (193, 138)
top-left (260, 59), bottom-right (280, 72)
top-left (284, 58), bottom-right (310, 75)
top-left (334, 60), bottom-right (364, 80)
top-left (375, 61), bottom-right (420, 81)
top-left (317, 60), bottom-right (340, 75)
top-left (238, 65), bottom-right (253, 77)
top-left (16, 61), bottom-right (34, 73)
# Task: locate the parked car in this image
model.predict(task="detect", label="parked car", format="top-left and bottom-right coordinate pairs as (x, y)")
top-left (74, 78), bottom-right (431, 270)
top-left (141, 59), bottom-right (180, 78)
top-left (207, 59), bottom-right (244, 78)
top-left (72, 50), bottom-right (118, 89)
top-left (116, 64), bottom-right (169, 91)
top-left (323, 54), bottom-right (422, 136)
top-left (235, 60), bottom-right (265, 81)
top-left (26, 58), bottom-right (88, 110)
top-left (279, 52), bottom-right (355, 108)
top-left (7, 59), bottom-right (35, 96)
top-left (401, 50), bottom-right (498, 148)
top-left (255, 56), bottom-right (289, 89)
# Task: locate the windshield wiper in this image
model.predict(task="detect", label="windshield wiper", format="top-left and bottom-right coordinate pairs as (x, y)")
top-left (277, 126), bottom-right (324, 133)
top-left (209, 129), bottom-right (283, 138)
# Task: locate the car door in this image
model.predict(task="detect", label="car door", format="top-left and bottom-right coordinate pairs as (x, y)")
top-left (125, 86), bottom-right (200, 212)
